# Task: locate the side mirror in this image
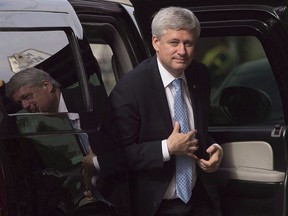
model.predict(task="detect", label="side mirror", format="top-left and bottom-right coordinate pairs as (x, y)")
top-left (219, 86), bottom-right (272, 124)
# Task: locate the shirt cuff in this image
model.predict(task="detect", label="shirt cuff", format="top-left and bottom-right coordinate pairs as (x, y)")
top-left (162, 139), bottom-right (171, 162)
top-left (93, 156), bottom-right (101, 171)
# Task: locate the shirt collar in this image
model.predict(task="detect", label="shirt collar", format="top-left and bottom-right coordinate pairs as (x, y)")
top-left (157, 58), bottom-right (187, 88)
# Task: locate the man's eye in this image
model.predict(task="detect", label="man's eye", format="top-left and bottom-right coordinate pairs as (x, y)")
top-left (169, 41), bottom-right (178, 46)
top-left (184, 42), bottom-right (193, 47)
top-left (23, 94), bottom-right (33, 100)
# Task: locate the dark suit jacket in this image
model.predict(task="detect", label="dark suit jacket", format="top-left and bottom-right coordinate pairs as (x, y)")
top-left (62, 85), bottom-right (130, 216)
top-left (109, 55), bottom-right (216, 216)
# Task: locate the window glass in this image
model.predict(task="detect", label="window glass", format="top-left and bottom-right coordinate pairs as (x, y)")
top-left (0, 29), bottom-right (90, 167)
top-left (0, 30), bottom-right (82, 114)
top-left (0, 28), bottom-right (100, 202)
top-left (90, 44), bottom-right (115, 95)
top-left (0, 31), bottom-right (68, 83)
top-left (0, 29), bottom-right (103, 114)
top-left (12, 114), bottom-right (83, 168)
top-left (195, 36), bottom-right (284, 125)
top-left (83, 23), bottom-right (134, 95)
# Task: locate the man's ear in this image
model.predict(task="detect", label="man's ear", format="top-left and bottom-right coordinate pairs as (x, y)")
top-left (152, 35), bottom-right (160, 51)
top-left (42, 80), bottom-right (53, 92)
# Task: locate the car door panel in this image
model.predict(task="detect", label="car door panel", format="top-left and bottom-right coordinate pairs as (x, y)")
top-left (207, 124), bottom-right (287, 216)
top-left (215, 141), bottom-right (285, 182)
top-left (195, 7), bottom-right (288, 215)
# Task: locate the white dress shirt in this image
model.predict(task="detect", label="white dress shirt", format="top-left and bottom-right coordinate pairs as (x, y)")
top-left (157, 59), bottom-right (197, 200)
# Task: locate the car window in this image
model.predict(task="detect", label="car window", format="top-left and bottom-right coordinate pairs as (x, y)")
top-left (0, 27), bottom-right (102, 166)
top-left (81, 19), bottom-right (142, 95)
top-left (0, 29), bottom-right (73, 114)
top-left (90, 44), bottom-right (116, 95)
top-left (0, 28), bottom-right (103, 114)
top-left (10, 114), bottom-right (83, 168)
top-left (0, 31), bottom-right (68, 82)
top-left (195, 36), bottom-right (284, 126)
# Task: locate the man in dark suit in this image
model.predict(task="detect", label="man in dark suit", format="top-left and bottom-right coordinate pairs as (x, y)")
top-left (5, 68), bottom-right (130, 216)
top-left (109, 6), bottom-right (223, 216)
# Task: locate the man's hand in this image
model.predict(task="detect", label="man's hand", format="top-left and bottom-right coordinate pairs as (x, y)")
top-left (81, 147), bottom-right (98, 195)
top-left (82, 165), bottom-right (97, 201)
top-left (167, 122), bottom-right (198, 159)
top-left (82, 147), bottom-right (95, 167)
top-left (83, 190), bottom-right (96, 201)
top-left (197, 144), bottom-right (223, 173)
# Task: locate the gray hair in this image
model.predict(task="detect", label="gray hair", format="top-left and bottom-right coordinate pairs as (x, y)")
top-left (151, 6), bottom-right (201, 39)
top-left (5, 68), bottom-right (60, 99)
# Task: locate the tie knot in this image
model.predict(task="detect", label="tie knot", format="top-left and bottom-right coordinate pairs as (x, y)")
top-left (172, 78), bottom-right (182, 91)
top-left (172, 78), bottom-right (182, 93)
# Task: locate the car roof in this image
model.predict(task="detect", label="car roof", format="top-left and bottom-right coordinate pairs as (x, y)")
top-left (0, 0), bottom-right (83, 38)
top-left (129, 0), bottom-right (288, 51)
top-left (0, 0), bottom-right (74, 12)
top-left (0, 0), bottom-right (75, 13)
top-left (68, 0), bottom-right (125, 14)
top-left (130, 0), bottom-right (286, 7)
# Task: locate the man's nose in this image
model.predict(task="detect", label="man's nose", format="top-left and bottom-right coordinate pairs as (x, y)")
top-left (21, 100), bottom-right (30, 109)
top-left (177, 44), bottom-right (186, 55)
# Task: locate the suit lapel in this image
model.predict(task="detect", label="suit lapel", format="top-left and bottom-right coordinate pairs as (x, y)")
top-left (148, 56), bottom-right (174, 135)
top-left (185, 63), bottom-right (202, 133)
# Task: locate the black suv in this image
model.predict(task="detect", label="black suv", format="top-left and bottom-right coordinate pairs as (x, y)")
top-left (68, 0), bottom-right (288, 215)
top-left (0, 0), bottom-right (115, 215)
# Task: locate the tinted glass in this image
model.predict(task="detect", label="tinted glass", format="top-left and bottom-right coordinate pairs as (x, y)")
top-left (90, 44), bottom-right (115, 95)
top-left (0, 31), bottom-right (68, 83)
top-left (12, 114), bottom-right (83, 167)
top-left (195, 36), bottom-right (283, 125)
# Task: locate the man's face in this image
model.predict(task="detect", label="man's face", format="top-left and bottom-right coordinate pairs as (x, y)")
top-left (152, 29), bottom-right (197, 77)
top-left (12, 81), bottom-right (56, 113)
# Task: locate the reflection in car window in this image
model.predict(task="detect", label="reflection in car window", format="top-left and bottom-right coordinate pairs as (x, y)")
top-left (195, 36), bottom-right (284, 125)
top-left (12, 114), bottom-right (83, 168)
top-left (0, 30), bottom-right (75, 114)
top-left (0, 29), bottom-right (93, 167)
top-left (0, 31), bottom-right (68, 83)
top-left (90, 44), bottom-right (115, 95)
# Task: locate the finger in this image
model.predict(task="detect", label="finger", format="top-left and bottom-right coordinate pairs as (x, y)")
top-left (196, 160), bottom-right (212, 172)
top-left (187, 129), bottom-right (197, 138)
top-left (84, 191), bottom-right (95, 201)
top-left (185, 131), bottom-right (197, 142)
top-left (184, 147), bottom-right (199, 159)
top-left (206, 145), bottom-right (215, 154)
top-left (198, 159), bottom-right (220, 170)
top-left (186, 145), bottom-right (198, 154)
top-left (200, 158), bottom-right (217, 167)
top-left (84, 190), bottom-right (93, 198)
top-left (172, 122), bottom-right (181, 133)
top-left (190, 138), bottom-right (198, 146)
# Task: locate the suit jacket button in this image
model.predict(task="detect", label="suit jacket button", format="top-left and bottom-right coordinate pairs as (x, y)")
top-left (153, 202), bottom-right (158, 208)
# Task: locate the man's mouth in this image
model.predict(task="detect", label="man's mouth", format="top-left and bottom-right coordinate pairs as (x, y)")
top-left (174, 57), bottom-right (187, 62)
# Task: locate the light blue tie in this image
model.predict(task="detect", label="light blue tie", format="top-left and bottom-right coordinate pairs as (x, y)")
top-left (172, 78), bottom-right (193, 204)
